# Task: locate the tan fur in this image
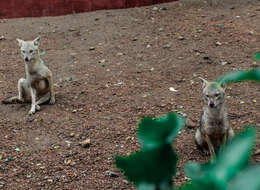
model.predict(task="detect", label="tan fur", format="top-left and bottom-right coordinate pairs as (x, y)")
top-left (195, 78), bottom-right (234, 159)
top-left (2, 37), bottom-right (55, 115)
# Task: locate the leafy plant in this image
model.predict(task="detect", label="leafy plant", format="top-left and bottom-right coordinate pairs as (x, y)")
top-left (217, 67), bottom-right (260, 85)
top-left (115, 113), bottom-right (186, 190)
top-left (253, 52), bottom-right (260, 62)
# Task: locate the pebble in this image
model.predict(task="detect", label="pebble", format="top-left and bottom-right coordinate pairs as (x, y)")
top-left (80, 139), bottom-right (91, 148)
top-left (163, 43), bottom-right (171, 49)
top-left (69, 28), bottom-right (76, 31)
top-left (70, 132), bottom-right (75, 137)
top-left (89, 47), bottom-right (95, 51)
top-left (0, 181), bottom-right (5, 187)
top-left (105, 170), bottom-right (119, 177)
top-left (117, 52), bottom-right (123, 56)
top-left (0, 36), bottom-right (5, 40)
top-left (178, 36), bottom-right (184, 40)
top-left (152, 7), bottom-right (159, 11)
top-left (159, 28), bottom-right (164, 31)
top-left (221, 61), bottom-right (228, 66)
top-left (249, 31), bottom-right (254, 35)
top-left (216, 41), bottom-right (222, 46)
top-left (99, 59), bottom-right (106, 63)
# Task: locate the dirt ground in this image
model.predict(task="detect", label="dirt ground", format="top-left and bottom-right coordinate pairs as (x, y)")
top-left (0, 0), bottom-right (260, 189)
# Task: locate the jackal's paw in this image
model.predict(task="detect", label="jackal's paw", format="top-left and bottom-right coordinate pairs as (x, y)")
top-left (28, 108), bottom-right (36, 115)
top-left (36, 105), bottom-right (41, 111)
top-left (49, 97), bottom-right (55, 105)
top-left (203, 150), bottom-right (210, 156)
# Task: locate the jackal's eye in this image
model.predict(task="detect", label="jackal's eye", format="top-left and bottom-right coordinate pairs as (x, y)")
top-left (22, 50), bottom-right (26, 54)
top-left (215, 93), bottom-right (220, 97)
top-left (29, 50), bottom-right (33, 53)
top-left (206, 94), bottom-right (210, 98)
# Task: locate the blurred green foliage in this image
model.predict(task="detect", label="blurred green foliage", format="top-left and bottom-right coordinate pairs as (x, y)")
top-left (217, 67), bottom-right (260, 85)
top-left (115, 113), bottom-right (185, 190)
top-left (253, 52), bottom-right (260, 62)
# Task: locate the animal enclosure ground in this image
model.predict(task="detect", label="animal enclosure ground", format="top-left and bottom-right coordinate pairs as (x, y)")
top-left (0, 0), bottom-right (259, 189)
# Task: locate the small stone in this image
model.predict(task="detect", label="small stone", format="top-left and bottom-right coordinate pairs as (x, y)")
top-left (69, 28), bottom-right (76, 31)
top-left (160, 104), bottom-right (166, 108)
top-left (152, 7), bottom-right (159, 11)
top-left (117, 52), bottom-right (123, 56)
top-left (169, 87), bottom-right (178, 92)
top-left (221, 61), bottom-right (228, 66)
top-left (72, 109), bottom-right (77, 113)
top-left (105, 170), bottom-right (119, 178)
top-left (253, 148), bottom-right (260, 156)
top-left (185, 176), bottom-right (191, 181)
top-left (216, 41), bottom-right (222, 46)
top-left (0, 36), bottom-right (5, 40)
top-left (132, 37), bottom-right (138, 41)
top-left (70, 133), bottom-right (75, 137)
top-left (64, 159), bottom-right (72, 165)
top-left (178, 36), bottom-right (184, 40)
top-left (0, 181), bottom-right (5, 187)
top-left (163, 43), bottom-right (171, 49)
top-left (98, 59), bottom-right (106, 63)
top-left (26, 174), bottom-right (32, 179)
top-left (80, 139), bottom-right (91, 148)
top-left (249, 31), bottom-right (254, 35)
top-left (89, 47), bottom-right (95, 51)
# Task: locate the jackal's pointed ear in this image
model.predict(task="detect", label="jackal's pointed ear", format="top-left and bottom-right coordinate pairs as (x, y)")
top-left (33, 36), bottom-right (40, 46)
top-left (17, 39), bottom-right (24, 47)
top-left (199, 77), bottom-right (208, 89)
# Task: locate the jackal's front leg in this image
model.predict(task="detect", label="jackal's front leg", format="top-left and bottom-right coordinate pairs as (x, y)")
top-left (47, 72), bottom-right (55, 104)
top-left (28, 88), bottom-right (37, 115)
top-left (205, 134), bottom-right (215, 159)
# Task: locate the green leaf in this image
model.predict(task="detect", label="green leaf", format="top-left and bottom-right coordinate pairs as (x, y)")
top-left (214, 127), bottom-right (256, 182)
top-left (115, 144), bottom-right (177, 186)
top-left (64, 77), bottom-right (72, 82)
top-left (253, 51), bottom-right (260, 62)
top-left (228, 165), bottom-right (260, 190)
top-left (40, 51), bottom-right (46, 56)
top-left (217, 67), bottom-right (260, 85)
top-left (175, 181), bottom-right (199, 190)
top-left (137, 182), bottom-right (172, 190)
top-left (137, 183), bottom-right (156, 190)
top-left (137, 113), bottom-right (185, 150)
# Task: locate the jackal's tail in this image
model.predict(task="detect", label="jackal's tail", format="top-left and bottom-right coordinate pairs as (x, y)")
top-left (2, 96), bottom-right (23, 104)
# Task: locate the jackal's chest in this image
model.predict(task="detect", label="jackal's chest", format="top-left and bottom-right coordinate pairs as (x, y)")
top-left (205, 119), bottom-right (226, 135)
